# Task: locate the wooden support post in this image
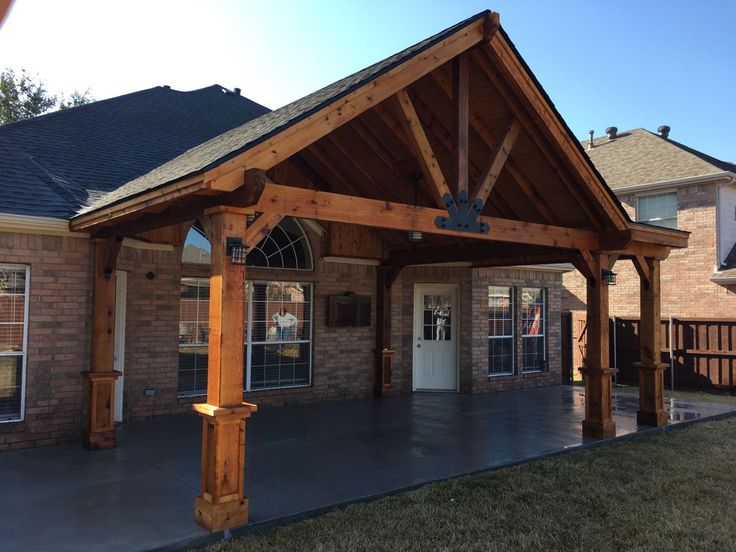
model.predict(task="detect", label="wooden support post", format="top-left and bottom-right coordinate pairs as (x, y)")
top-left (634, 258), bottom-right (667, 427)
top-left (194, 206), bottom-right (257, 533)
top-left (452, 55), bottom-right (469, 199)
top-left (374, 266), bottom-right (402, 396)
top-left (83, 238), bottom-right (123, 450)
top-left (580, 252), bottom-right (617, 439)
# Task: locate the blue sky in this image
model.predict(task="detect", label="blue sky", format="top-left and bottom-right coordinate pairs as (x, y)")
top-left (1, 0), bottom-right (733, 161)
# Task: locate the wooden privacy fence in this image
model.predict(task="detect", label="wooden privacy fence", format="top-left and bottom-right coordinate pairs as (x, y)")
top-left (563, 313), bottom-right (736, 390)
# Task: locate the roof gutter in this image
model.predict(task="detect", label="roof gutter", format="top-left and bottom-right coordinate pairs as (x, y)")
top-left (613, 171), bottom-right (735, 195)
top-left (0, 213), bottom-right (90, 238)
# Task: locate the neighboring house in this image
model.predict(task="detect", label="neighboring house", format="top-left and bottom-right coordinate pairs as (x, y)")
top-left (562, 127), bottom-right (736, 318)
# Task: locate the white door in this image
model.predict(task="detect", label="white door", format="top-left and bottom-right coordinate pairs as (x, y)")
top-left (413, 284), bottom-right (458, 391)
top-left (113, 270), bottom-right (127, 423)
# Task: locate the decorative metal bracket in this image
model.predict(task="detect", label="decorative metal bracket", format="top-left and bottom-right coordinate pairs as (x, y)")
top-left (435, 191), bottom-right (489, 234)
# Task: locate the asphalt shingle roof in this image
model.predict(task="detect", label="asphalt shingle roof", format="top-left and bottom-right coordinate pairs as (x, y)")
top-left (583, 128), bottom-right (736, 190)
top-left (0, 85), bottom-right (269, 219)
top-left (75, 11), bottom-right (492, 217)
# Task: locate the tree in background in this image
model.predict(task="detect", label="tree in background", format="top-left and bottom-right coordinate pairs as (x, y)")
top-left (0, 68), bottom-right (93, 124)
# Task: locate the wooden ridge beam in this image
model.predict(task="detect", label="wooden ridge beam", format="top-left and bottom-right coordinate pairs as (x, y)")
top-left (256, 182), bottom-right (600, 250)
top-left (204, 14), bottom-right (492, 188)
top-left (473, 119), bottom-right (520, 207)
top-left (394, 89), bottom-right (452, 207)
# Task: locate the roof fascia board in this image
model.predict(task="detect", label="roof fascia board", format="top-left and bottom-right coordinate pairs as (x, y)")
top-left (203, 15), bottom-right (492, 190)
top-left (0, 213), bottom-right (89, 238)
top-left (613, 171), bottom-right (735, 195)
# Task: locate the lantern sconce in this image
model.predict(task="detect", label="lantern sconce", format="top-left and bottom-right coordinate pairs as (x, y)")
top-left (602, 268), bottom-right (617, 286)
top-left (408, 231), bottom-right (423, 242)
top-left (226, 237), bottom-right (248, 265)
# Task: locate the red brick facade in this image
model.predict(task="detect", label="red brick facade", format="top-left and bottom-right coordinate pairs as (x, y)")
top-left (562, 182), bottom-right (736, 317)
top-left (1, 226), bottom-right (565, 450)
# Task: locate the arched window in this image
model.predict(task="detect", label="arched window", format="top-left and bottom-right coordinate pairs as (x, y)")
top-left (181, 217), bottom-right (313, 270)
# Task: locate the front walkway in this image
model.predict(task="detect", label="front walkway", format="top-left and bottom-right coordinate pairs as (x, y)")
top-left (1, 386), bottom-right (733, 552)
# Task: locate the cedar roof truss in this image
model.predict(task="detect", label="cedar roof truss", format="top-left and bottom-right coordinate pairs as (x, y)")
top-left (70, 11), bottom-right (688, 532)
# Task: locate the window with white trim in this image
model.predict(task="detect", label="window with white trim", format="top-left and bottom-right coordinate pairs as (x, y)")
top-left (177, 279), bottom-right (312, 396)
top-left (0, 266), bottom-right (29, 422)
top-left (521, 288), bottom-right (546, 373)
top-left (488, 286), bottom-right (513, 376)
top-left (637, 192), bottom-right (677, 229)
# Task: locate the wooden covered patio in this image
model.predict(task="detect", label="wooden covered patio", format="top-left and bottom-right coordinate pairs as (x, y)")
top-left (69, 11), bottom-right (688, 532)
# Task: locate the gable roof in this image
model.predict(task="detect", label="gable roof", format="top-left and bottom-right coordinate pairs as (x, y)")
top-left (75, 12), bottom-right (493, 217)
top-left (0, 85), bottom-right (269, 219)
top-left (583, 128), bottom-right (736, 190)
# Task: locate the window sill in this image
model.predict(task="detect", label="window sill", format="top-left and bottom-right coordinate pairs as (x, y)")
top-left (488, 372), bottom-right (514, 378)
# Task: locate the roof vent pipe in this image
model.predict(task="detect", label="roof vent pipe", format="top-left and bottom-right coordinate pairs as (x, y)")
top-left (588, 130), bottom-right (594, 150)
top-left (658, 125), bottom-right (670, 139)
top-left (234, 87), bottom-right (241, 96)
top-left (606, 126), bottom-right (618, 140)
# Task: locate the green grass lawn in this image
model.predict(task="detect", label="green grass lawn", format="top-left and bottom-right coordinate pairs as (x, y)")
top-left (206, 399), bottom-right (736, 552)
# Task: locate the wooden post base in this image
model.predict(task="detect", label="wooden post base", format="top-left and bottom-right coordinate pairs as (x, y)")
top-left (82, 370), bottom-right (121, 450)
top-left (194, 496), bottom-right (249, 533)
top-left (582, 419), bottom-right (617, 439)
top-left (634, 362), bottom-right (668, 427)
top-left (580, 366), bottom-right (617, 440)
top-left (193, 403), bottom-right (257, 532)
top-left (374, 349), bottom-right (395, 397)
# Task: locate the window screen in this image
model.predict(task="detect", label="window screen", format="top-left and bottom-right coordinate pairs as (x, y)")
top-left (488, 286), bottom-right (513, 376)
top-left (0, 266), bottom-right (28, 422)
top-left (637, 192), bottom-right (677, 229)
top-left (521, 288), bottom-right (545, 373)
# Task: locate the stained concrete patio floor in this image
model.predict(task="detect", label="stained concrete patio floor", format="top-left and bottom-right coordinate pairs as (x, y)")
top-left (1, 385), bottom-right (734, 552)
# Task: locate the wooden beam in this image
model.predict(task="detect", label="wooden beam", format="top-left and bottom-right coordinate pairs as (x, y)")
top-left (84, 237), bottom-right (123, 450)
top-left (471, 49), bottom-right (609, 231)
top-left (375, 265), bottom-right (402, 396)
top-left (635, 258), bottom-right (667, 427)
top-left (244, 213), bottom-right (283, 247)
top-left (394, 89), bottom-right (452, 207)
top-left (428, 69), bottom-right (559, 224)
top-left (203, 14), bottom-right (491, 188)
top-left (473, 119), bottom-right (520, 207)
top-left (387, 242), bottom-right (572, 266)
top-left (581, 252), bottom-right (616, 439)
top-left (90, 169), bottom-right (266, 238)
top-left (452, 55), bottom-right (470, 198)
top-left (481, 38), bottom-right (630, 231)
top-left (632, 255), bottom-right (651, 288)
top-left (194, 206), bottom-right (257, 532)
top-left (256, 182), bottom-right (600, 250)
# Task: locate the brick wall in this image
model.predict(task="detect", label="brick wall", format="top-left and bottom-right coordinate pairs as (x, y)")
top-left (562, 182), bottom-right (736, 318)
top-left (0, 232), bottom-right (91, 450)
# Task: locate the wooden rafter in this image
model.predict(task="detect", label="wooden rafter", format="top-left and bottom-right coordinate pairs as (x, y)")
top-left (471, 48), bottom-right (607, 230)
top-left (394, 89), bottom-right (452, 207)
top-left (255, 182), bottom-right (600, 250)
top-left (408, 88), bottom-right (518, 219)
top-left (204, 15), bottom-right (491, 189)
top-left (90, 169), bottom-right (266, 238)
top-left (427, 69), bottom-right (558, 224)
top-left (473, 119), bottom-right (520, 207)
